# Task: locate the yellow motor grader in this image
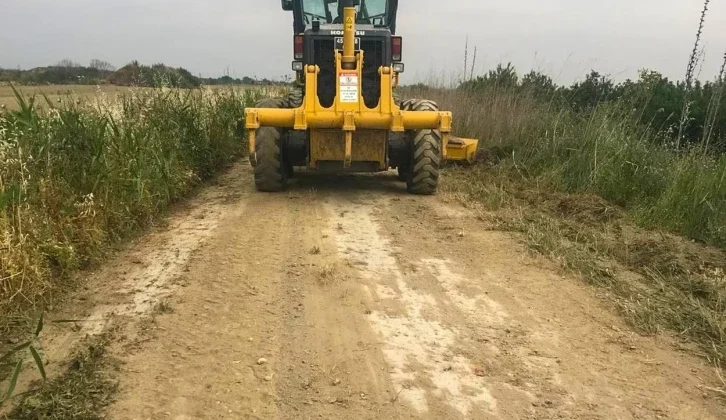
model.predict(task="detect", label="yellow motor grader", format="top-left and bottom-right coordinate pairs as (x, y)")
top-left (244, 0), bottom-right (478, 194)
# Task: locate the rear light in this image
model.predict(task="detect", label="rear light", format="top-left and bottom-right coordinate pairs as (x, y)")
top-left (393, 63), bottom-right (405, 73)
top-left (392, 36), bottom-right (402, 61)
top-left (294, 35), bottom-right (304, 60)
top-left (292, 61), bottom-right (303, 71)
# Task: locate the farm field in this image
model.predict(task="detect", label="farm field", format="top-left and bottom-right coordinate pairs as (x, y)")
top-left (0, 84), bottom-right (130, 110)
top-left (0, 84), bottom-right (264, 110)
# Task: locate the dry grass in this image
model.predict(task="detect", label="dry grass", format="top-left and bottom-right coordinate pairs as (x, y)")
top-left (3, 335), bottom-right (118, 420)
top-left (0, 84), bottom-right (269, 111)
top-left (441, 166), bottom-right (726, 366)
top-left (421, 82), bottom-right (726, 365)
top-left (318, 264), bottom-right (341, 286)
top-left (0, 85), bottom-right (128, 111)
top-left (402, 85), bottom-right (726, 248)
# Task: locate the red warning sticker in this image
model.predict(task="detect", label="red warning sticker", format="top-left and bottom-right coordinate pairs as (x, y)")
top-left (339, 72), bottom-right (358, 103)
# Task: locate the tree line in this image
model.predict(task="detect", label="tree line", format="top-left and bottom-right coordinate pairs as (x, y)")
top-left (459, 63), bottom-right (726, 151)
top-left (0, 59), bottom-right (284, 88)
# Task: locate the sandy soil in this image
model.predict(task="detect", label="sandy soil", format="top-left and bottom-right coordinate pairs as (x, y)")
top-left (14, 162), bottom-right (726, 419)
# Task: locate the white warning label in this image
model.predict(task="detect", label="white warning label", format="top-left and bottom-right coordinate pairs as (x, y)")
top-left (339, 72), bottom-right (358, 103)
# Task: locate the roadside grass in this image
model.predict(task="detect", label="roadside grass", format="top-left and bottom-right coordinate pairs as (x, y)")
top-left (403, 85), bottom-right (725, 249)
top-left (409, 73), bottom-right (726, 366)
top-left (0, 85), bottom-right (271, 332)
top-left (2, 335), bottom-right (118, 420)
top-left (441, 161), bottom-right (726, 367)
top-left (0, 85), bottom-right (130, 111)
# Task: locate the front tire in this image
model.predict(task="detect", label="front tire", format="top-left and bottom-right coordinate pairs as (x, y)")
top-left (407, 129), bottom-right (441, 195)
top-left (286, 87), bottom-right (304, 108)
top-left (252, 97), bottom-right (287, 192)
top-left (397, 167), bottom-right (408, 181)
top-left (400, 99), bottom-right (442, 195)
top-left (254, 127), bottom-right (286, 192)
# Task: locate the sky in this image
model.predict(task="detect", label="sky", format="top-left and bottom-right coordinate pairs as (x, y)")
top-left (1, 0), bottom-right (725, 86)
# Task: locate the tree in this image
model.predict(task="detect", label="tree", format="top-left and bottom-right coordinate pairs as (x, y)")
top-left (56, 59), bottom-right (81, 68)
top-left (568, 71), bottom-right (616, 109)
top-left (89, 59), bottom-right (115, 72)
top-left (521, 71), bottom-right (556, 99)
top-left (459, 62), bottom-right (519, 92)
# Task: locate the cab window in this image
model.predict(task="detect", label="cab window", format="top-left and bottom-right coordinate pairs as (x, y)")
top-left (301, 0), bottom-right (389, 26)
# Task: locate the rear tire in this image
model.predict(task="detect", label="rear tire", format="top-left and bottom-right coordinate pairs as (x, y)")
top-left (254, 127), bottom-right (286, 192)
top-left (392, 89), bottom-right (402, 107)
top-left (253, 97), bottom-right (287, 192)
top-left (256, 97), bottom-right (286, 109)
top-left (400, 99), bottom-right (442, 195)
top-left (286, 87), bottom-right (304, 108)
top-left (407, 129), bottom-right (441, 195)
top-left (397, 167), bottom-right (408, 181)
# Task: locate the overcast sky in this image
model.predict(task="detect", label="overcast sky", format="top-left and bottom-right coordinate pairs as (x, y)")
top-left (1, 0), bottom-right (725, 85)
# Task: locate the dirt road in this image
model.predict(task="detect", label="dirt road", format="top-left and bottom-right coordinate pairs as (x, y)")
top-left (29, 162), bottom-right (726, 419)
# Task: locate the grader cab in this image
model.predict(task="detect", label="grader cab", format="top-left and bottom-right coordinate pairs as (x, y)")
top-left (244, 0), bottom-right (478, 194)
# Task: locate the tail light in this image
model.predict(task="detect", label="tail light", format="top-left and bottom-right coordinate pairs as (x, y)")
top-left (294, 35), bottom-right (304, 60)
top-left (392, 36), bottom-right (402, 62)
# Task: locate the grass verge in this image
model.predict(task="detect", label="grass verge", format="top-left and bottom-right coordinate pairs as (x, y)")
top-left (2, 335), bottom-right (117, 420)
top-left (402, 85), bottom-right (725, 249)
top-left (441, 165), bottom-right (726, 366)
top-left (0, 86), bottom-right (272, 331)
top-left (403, 81), bottom-right (725, 364)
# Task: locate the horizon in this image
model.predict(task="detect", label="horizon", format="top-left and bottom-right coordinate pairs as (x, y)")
top-left (1, 0), bottom-right (725, 86)
top-left (2, 56), bottom-right (724, 87)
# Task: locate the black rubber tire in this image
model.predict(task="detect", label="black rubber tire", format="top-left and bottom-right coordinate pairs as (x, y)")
top-left (253, 97), bottom-right (287, 192)
top-left (402, 99), bottom-right (441, 195)
top-left (392, 90), bottom-right (402, 108)
top-left (407, 129), bottom-right (441, 194)
top-left (286, 87), bottom-right (304, 108)
top-left (401, 99), bottom-right (439, 113)
top-left (254, 127), bottom-right (286, 192)
top-left (282, 89), bottom-right (304, 177)
top-left (397, 167), bottom-right (408, 181)
top-left (256, 97), bottom-right (286, 109)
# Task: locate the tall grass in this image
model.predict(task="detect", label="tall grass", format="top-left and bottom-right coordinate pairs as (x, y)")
top-left (404, 84), bottom-right (726, 248)
top-left (0, 86), bottom-right (264, 323)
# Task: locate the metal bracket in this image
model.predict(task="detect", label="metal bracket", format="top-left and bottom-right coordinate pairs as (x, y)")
top-left (246, 110), bottom-right (260, 129)
top-left (439, 112), bottom-right (452, 133)
top-left (294, 108), bottom-right (307, 130)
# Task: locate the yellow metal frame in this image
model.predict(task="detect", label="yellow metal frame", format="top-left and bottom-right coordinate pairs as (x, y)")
top-left (245, 4), bottom-right (455, 168)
